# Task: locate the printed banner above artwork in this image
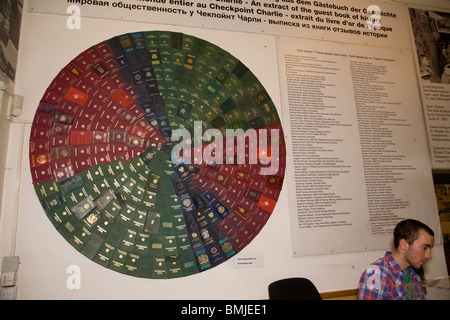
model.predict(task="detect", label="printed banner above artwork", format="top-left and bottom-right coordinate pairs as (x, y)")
top-left (29, 0), bottom-right (410, 49)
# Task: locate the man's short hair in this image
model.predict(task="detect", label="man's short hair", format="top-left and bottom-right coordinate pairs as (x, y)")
top-left (393, 219), bottom-right (434, 249)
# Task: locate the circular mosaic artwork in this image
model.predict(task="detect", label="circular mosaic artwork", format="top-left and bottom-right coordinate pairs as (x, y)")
top-left (29, 31), bottom-right (286, 278)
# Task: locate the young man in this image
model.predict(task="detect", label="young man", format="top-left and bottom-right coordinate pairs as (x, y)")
top-left (358, 219), bottom-right (435, 300)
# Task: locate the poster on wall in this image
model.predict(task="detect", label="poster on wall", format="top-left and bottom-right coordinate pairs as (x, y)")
top-left (28, 31), bottom-right (286, 278)
top-left (0, 0), bottom-right (23, 82)
top-left (408, 7), bottom-right (450, 169)
top-left (278, 35), bottom-right (441, 256)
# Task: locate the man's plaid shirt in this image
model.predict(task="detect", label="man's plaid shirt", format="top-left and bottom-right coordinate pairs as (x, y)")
top-left (358, 251), bottom-right (424, 300)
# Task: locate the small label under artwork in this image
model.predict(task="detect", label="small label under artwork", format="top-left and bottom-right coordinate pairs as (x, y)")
top-left (234, 254), bottom-right (263, 268)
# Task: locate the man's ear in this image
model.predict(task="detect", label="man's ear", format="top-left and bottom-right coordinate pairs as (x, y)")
top-left (398, 238), bottom-right (409, 252)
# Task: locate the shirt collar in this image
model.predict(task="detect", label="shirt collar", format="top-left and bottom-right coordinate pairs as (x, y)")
top-left (384, 251), bottom-right (404, 274)
top-left (384, 251), bottom-right (419, 278)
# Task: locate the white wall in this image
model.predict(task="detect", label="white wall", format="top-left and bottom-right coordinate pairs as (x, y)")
top-left (0, 90), bottom-right (12, 255)
top-left (0, 0), bottom-right (448, 299)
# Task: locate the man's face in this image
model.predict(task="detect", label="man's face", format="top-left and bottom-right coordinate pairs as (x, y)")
top-left (404, 229), bottom-right (434, 269)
